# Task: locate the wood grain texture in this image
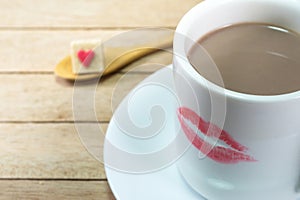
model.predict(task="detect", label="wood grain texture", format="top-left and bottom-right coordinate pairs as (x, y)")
top-left (0, 30), bottom-right (121, 72)
top-left (0, 31), bottom-right (172, 72)
top-left (0, 180), bottom-right (115, 200)
top-left (0, 123), bottom-right (107, 179)
top-left (0, 0), bottom-right (200, 28)
top-left (0, 73), bottom-right (150, 122)
top-left (0, 0), bottom-right (199, 198)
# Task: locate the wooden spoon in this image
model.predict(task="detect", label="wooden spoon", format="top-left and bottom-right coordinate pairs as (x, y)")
top-left (54, 34), bottom-right (173, 81)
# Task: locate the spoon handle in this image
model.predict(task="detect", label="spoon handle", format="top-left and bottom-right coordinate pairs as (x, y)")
top-left (102, 33), bottom-right (173, 76)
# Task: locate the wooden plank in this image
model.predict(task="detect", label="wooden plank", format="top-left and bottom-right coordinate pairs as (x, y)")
top-left (0, 123), bottom-right (107, 179)
top-left (0, 30), bottom-right (121, 72)
top-left (0, 180), bottom-right (115, 200)
top-left (0, 30), bottom-right (172, 72)
top-left (0, 73), bottom-right (149, 122)
top-left (0, 0), bottom-right (200, 28)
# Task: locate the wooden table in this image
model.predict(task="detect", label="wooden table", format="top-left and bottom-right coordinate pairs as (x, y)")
top-left (0, 0), bottom-right (200, 199)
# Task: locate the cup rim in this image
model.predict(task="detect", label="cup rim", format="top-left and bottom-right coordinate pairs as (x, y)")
top-left (174, 0), bottom-right (300, 103)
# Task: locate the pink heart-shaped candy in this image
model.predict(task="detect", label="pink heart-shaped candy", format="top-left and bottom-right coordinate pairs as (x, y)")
top-left (77, 49), bottom-right (95, 67)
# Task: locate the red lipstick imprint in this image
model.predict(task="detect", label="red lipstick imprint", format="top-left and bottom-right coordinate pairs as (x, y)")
top-left (177, 107), bottom-right (256, 164)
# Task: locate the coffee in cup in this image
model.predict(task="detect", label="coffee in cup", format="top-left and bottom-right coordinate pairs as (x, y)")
top-left (188, 22), bottom-right (300, 95)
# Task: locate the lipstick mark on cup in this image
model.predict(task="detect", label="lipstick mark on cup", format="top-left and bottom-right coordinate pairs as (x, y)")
top-left (177, 107), bottom-right (256, 164)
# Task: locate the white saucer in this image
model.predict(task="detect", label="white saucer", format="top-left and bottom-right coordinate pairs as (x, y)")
top-left (104, 65), bottom-right (205, 200)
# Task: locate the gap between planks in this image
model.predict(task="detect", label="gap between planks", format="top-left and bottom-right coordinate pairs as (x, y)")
top-left (0, 121), bottom-right (110, 124)
top-left (0, 178), bottom-right (107, 181)
top-left (0, 26), bottom-right (176, 31)
top-left (0, 71), bottom-right (156, 75)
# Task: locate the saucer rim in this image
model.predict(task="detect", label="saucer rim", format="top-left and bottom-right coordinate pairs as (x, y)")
top-left (103, 64), bottom-right (205, 200)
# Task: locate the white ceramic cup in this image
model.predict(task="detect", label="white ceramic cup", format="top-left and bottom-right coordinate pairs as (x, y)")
top-left (173, 0), bottom-right (300, 199)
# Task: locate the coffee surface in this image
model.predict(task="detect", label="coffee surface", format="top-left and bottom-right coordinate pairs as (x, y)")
top-left (188, 23), bottom-right (300, 95)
